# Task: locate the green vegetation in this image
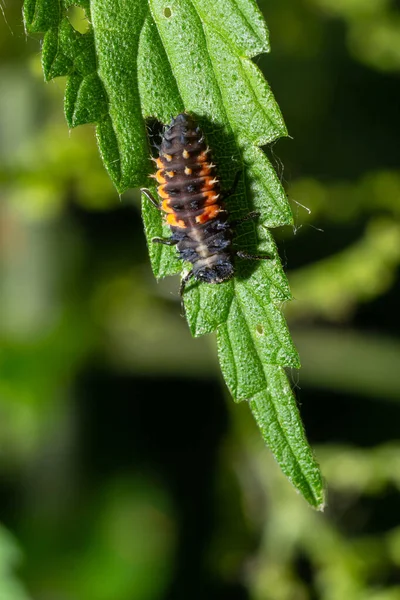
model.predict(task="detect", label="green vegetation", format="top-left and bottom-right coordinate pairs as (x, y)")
top-left (23, 0), bottom-right (324, 506)
top-left (0, 0), bottom-right (399, 597)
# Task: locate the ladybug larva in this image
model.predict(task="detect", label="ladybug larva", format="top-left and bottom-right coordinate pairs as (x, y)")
top-left (141, 113), bottom-right (269, 295)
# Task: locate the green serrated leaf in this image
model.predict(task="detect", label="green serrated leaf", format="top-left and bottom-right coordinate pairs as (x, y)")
top-left (138, 15), bottom-right (184, 121)
top-left (23, 0), bottom-right (60, 32)
top-left (64, 74), bottom-right (83, 125)
top-left (66, 73), bottom-right (108, 127)
top-left (216, 277), bottom-right (300, 401)
top-left (243, 145), bottom-right (294, 227)
top-left (250, 368), bottom-right (325, 509)
top-left (199, 25), bottom-right (287, 146)
top-left (91, 0), bottom-right (150, 190)
top-left (184, 279), bottom-right (234, 337)
top-left (42, 26), bottom-right (71, 80)
top-left (58, 18), bottom-right (96, 75)
top-left (95, 116), bottom-right (122, 186)
top-left (23, 0), bottom-right (324, 507)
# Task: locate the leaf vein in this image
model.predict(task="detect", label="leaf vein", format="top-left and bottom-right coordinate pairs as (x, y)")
top-left (230, 0), bottom-right (262, 48)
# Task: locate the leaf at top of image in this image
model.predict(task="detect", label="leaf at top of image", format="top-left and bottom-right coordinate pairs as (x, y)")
top-left (23, 0), bottom-right (325, 509)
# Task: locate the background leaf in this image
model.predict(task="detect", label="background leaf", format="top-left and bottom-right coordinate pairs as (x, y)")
top-left (23, 0), bottom-right (324, 507)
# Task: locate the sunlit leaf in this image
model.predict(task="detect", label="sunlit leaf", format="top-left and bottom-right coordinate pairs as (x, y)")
top-left (23, 0), bottom-right (324, 507)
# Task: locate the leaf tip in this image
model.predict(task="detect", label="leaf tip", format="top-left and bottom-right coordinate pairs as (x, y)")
top-left (305, 470), bottom-right (326, 510)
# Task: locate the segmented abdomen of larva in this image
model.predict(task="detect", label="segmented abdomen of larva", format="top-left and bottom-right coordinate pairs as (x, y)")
top-left (153, 113), bottom-right (234, 284)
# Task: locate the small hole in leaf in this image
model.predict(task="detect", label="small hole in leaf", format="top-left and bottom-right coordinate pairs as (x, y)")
top-left (67, 6), bottom-right (90, 34)
top-left (164, 7), bottom-right (172, 18)
top-left (256, 324), bottom-right (264, 335)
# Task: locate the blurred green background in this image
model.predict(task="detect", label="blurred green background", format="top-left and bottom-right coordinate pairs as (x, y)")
top-left (1, 0), bottom-right (400, 598)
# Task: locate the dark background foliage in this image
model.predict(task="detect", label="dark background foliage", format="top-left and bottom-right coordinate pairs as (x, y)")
top-left (1, 0), bottom-right (400, 598)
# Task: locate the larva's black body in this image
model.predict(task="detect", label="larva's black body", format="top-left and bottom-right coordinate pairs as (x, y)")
top-left (141, 112), bottom-right (268, 295)
top-left (153, 113), bottom-right (235, 286)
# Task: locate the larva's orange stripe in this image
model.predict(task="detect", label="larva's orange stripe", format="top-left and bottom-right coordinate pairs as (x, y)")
top-left (197, 153), bottom-right (208, 163)
top-left (203, 191), bottom-right (220, 205)
top-left (167, 213), bottom-right (186, 228)
top-left (195, 204), bottom-right (220, 224)
top-left (197, 149), bottom-right (210, 163)
top-left (156, 170), bottom-right (166, 184)
top-left (201, 176), bottom-right (213, 190)
top-left (201, 176), bottom-right (218, 191)
top-left (161, 200), bottom-right (174, 213)
top-left (157, 184), bottom-right (170, 199)
top-left (199, 164), bottom-right (213, 176)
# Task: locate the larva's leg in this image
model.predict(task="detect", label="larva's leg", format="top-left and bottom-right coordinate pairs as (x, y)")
top-left (236, 250), bottom-right (272, 261)
top-left (230, 211), bottom-right (260, 227)
top-left (141, 188), bottom-right (161, 210)
top-left (179, 270), bottom-right (194, 297)
top-left (152, 237), bottom-right (178, 246)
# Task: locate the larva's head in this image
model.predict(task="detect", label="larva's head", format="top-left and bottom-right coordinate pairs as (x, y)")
top-left (193, 257), bottom-right (234, 285)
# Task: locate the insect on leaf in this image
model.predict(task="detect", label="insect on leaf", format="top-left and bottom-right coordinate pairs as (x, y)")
top-left (23, 0), bottom-right (325, 508)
